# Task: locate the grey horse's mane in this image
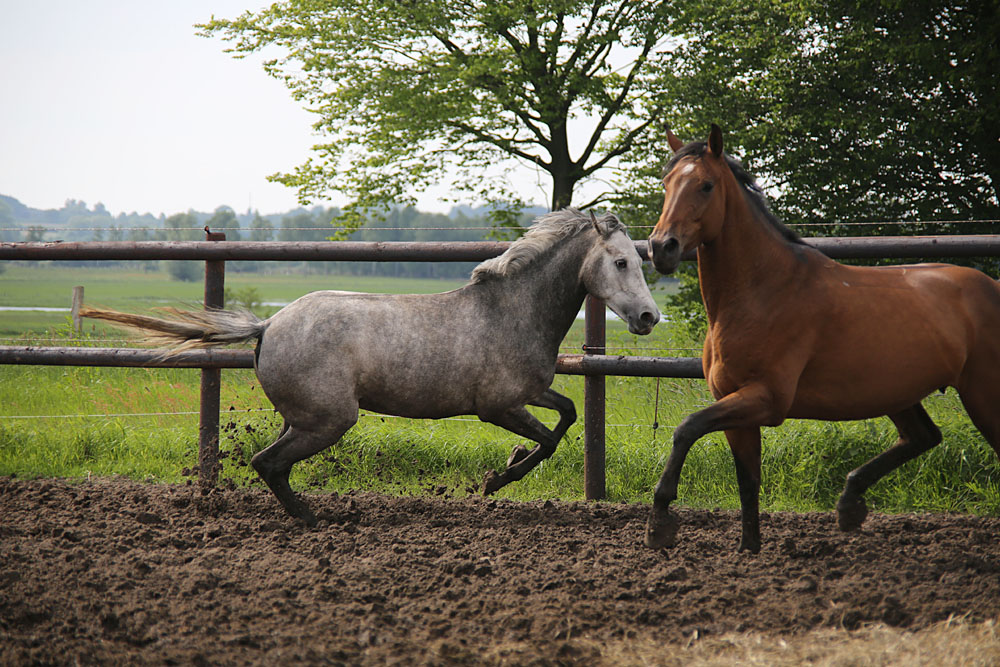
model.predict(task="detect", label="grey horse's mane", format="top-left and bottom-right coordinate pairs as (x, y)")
top-left (471, 208), bottom-right (625, 284)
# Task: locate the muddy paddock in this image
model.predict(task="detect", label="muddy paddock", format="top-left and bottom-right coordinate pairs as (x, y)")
top-left (1, 476), bottom-right (999, 665)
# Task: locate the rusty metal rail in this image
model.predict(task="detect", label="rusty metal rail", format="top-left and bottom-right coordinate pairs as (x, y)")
top-left (4, 234), bottom-right (1000, 262)
top-left (0, 346), bottom-right (706, 377)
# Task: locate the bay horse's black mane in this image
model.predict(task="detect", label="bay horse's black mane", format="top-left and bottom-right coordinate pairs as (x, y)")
top-left (664, 141), bottom-right (805, 246)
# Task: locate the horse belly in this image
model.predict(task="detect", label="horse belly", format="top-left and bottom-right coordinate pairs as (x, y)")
top-left (789, 341), bottom-right (962, 421)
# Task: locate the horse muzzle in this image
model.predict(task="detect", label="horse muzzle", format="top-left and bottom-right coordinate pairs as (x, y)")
top-left (629, 308), bottom-right (661, 335)
top-left (648, 235), bottom-right (682, 275)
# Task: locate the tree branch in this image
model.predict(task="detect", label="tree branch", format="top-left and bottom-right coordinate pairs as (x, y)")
top-left (579, 116), bottom-right (657, 178)
top-left (446, 121), bottom-right (552, 167)
top-left (562, 0), bottom-right (603, 76)
top-left (576, 35), bottom-right (657, 169)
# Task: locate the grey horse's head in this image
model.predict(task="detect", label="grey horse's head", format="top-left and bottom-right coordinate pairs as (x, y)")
top-left (580, 211), bottom-right (660, 335)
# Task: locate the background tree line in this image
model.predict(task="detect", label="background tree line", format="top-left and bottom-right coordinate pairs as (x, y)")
top-left (0, 194), bottom-right (520, 281)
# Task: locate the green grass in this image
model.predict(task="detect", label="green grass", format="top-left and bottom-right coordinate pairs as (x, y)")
top-left (2, 265), bottom-right (999, 516)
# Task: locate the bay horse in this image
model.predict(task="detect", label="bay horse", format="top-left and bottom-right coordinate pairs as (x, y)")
top-left (82, 209), bottom-right (660, 525)
top-left (646, 124), bottom-right (1000, 553)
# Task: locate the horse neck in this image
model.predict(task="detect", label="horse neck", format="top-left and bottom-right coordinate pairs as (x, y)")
top-left (478, 232), bottom-right (590, 344)
top-left (697, 185), bottom-right (804, 320)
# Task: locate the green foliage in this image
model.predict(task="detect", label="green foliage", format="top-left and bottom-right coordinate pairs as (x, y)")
top-left (223, 285), bottom-right (265, 316)
top-left (198, 1), bottom-right (675, 226)
top-left (618, 0), bottom-right (1000, 232)
top-left (165, 261), bottom-right (201, 282)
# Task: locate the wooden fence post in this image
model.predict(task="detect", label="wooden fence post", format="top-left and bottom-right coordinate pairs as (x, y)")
top-left (71, 286), bottom-right (84, 332)
top-left (584, 295), bottom-right (606, 500)
top-left (199, 229), bottom-right (226, 487)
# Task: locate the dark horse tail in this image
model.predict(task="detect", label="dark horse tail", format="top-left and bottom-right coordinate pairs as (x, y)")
top-left (79, 306), bottom-right (266, 352)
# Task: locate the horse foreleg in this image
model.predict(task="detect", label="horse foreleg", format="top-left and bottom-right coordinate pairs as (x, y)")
top-left (481, 389), bottom-right (576, 495)
top-left (837, 403), bottom-right (941, 531)
top-left (646, 385), bottom-right (776, 551)
top-left (252, 419), bottom-right (355, 526)
top-left (726, 428), bottom-right (762, 553)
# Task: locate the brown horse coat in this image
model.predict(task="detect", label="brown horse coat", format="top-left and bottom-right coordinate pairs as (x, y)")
top-left (645, 125), bottom-right (1000, 553)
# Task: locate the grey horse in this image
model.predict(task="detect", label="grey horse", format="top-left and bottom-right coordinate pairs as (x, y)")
top-left (82, 208), bottom-right (660, 524)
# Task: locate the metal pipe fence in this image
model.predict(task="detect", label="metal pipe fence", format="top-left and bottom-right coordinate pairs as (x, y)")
top-left (3, 232), bottom-right (1000, 497)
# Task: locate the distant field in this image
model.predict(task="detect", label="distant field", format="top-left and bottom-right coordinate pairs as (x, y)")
top-left (0, 264), bottom-right (471, 337)
top-left (0, 264), bottom-right (679, 337)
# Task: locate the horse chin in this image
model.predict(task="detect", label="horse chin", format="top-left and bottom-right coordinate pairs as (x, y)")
top-left (629, 323), bottom-right (654, 336)
top-left (651, 255), bottom-right (680, 275)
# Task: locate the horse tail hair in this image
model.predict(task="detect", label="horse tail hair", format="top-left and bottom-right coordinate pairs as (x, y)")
top-left (79, 306), bottom-right (266, 353)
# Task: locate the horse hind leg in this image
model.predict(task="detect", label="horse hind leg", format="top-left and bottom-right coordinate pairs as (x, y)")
top-left (252, 414), bottom-right (357, 526)
top-left (837, 403), bottom-right (941, 532)
top-left (957, 378), bottom-right (1000, 461)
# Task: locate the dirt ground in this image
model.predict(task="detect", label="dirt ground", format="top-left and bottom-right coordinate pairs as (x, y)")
top-left (2, 476), bottom-right (999, 666)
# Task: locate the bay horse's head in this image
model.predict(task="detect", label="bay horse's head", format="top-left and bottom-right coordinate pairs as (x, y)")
top-left (648, 124), bottom-right (730, 274)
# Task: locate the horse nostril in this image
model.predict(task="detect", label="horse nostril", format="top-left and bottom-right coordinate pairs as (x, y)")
top-left (640, 310), bottom-right (660, 326)
top-left (649, 236), bottom-right (680, 259)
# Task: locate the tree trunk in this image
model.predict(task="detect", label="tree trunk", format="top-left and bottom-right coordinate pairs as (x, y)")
top-left (548, 121), bottom-right (576, 211)
top-left (551, 172), bottom-right (575, 211)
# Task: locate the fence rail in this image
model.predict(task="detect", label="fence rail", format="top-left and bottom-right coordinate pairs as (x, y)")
top-left (4, 232), bottom-right (1000, 498)
top-left (0, 346), bottom-right (706, 377)
top-left (5, 234), bottom-right (1000, 262)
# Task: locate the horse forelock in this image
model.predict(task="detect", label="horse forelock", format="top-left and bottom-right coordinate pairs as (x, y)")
top-left (471, 208), bottom-right (626, 283)
top-left (662, 142), bottom-right (803, 246)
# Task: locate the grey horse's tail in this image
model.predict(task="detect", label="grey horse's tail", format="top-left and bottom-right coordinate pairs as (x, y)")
top-left (79, 306), bottom-right (265, 352)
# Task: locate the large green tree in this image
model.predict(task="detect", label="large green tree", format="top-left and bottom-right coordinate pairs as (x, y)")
top-left (616, 0), bottom-right (1000, 233)
top-left (199, 1), bottom-right (674, 228)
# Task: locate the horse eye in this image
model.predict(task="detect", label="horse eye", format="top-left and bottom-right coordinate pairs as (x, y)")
top-left (615, 258), bottom-right (628, 270)
top-left (701, 181), bottom-right (714, 193)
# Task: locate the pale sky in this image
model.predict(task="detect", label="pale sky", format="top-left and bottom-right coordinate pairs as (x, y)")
top-left (1, 0), bottom-right (513, 217)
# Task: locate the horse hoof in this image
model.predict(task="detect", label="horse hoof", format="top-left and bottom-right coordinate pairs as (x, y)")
top-left (295, 504), bottom-right (318, 528)
top-left (836, 495), bottom-right (868, 532)
top-left (506, 444), bottom-right (530, 468)
top-left (644, 508), bottom-right (679, 549)
top-left (481, 470), bottom-right (505, 496)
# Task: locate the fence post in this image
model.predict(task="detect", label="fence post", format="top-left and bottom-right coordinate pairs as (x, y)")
top-left (583, 295), bottom-right (606, 500)
top-left (199, 229), bottom-right (226, 487)
top-left (71, 286), bottom-right (84, 332)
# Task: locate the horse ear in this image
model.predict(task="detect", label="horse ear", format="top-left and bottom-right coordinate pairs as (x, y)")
top-left (708, 124), bottom-right (724, 157)
top-left (589, 210), bottom-right (608, 237)
top-left (667, 127), bottom-right (684, 153)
